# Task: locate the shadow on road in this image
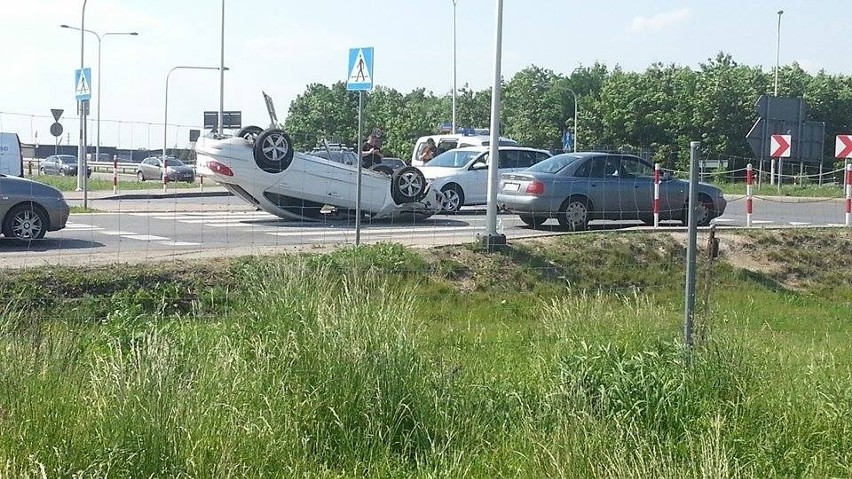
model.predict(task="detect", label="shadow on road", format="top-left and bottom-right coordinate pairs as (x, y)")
top-left (0, 238), bottom-right (106, 252)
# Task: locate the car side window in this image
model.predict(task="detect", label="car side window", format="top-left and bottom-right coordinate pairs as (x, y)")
top-left (585, 156), bottom-right (614, 177)
top-left (514, 150), bottom-right (538, 169)
top-left (436, 140), bottom-right (458, 155)
top-left (620, 156), bottom-right (654, 178)
top-left (499, 150), bottom-right (519, 169)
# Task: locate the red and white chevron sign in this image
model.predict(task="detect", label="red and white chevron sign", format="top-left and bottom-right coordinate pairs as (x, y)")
top-left (835, 135), bottom-right (852, 159)
top-left (770, 134), bottom-right (791, 158)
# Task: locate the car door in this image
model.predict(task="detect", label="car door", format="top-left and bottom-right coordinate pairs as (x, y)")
top-left (459, 152), bottom-right (489, 205)
top-left (618, 155), bottom-right (656, 218)
top-left (577, 155), bottom-right (622, 219)
top-left (0, 176), bottom-right (10, 219)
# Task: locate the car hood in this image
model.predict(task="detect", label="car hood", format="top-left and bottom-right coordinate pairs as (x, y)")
top-left (167, 165), bottom-right (195, 173)
top-left (419, 166), bottom-right (468, 179)
top-left (2, 175), bottom-right (65, 199)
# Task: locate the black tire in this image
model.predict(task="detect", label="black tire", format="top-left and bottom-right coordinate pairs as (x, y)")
top-left (440, 184), bottom-right (465, 213)
top-left (3, 203), bottom-right (48, 241)
top-left (519, 214), bottom-right (547, 228)
top-left (557, 196), bottom-right (590, 231)
top-left (137, 171), bottom-right (145, 182)
top-left (681, 194), bottom-right (715, 227)
top-left (371, 164), bottom-right (395, 176)
top-left (236, 126), bottom-right (263, 142)
top-left (253, 129), bottom-right (295, 173)
top-left (391, 166), bottom-right (427, 204)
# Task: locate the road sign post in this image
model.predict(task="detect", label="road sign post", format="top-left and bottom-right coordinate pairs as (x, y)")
top-left (770, 134), bottom-right (791, 190)
top-left (75, 68), bottom-right (92, 203)
top-left (346, 47), bottom-right (375, 246)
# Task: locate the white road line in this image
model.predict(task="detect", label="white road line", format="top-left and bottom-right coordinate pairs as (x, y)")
top-left (266, 226), bottom-right (480, 237)
top-left (121, 234), bottom-right (171, 241)
top-left (100, 230), bottom-right (136, 236)
top-left (751, 220), bottom-right (774, 224)
top-left (712, 218), bottom-right (735, 223)
top-left (788, 222), bottom-right (812, 226)
top-left (64, 223), bottom-right (104, 231)
top-left (158, 241), bottom-right (203, 246)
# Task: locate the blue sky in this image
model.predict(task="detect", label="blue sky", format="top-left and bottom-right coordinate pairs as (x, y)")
top-left (1, 0), bottom-right (847, 150)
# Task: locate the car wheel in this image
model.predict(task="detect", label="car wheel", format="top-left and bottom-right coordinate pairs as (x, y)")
top-left (253, 129), bottom-right (295, 173)
top-left (2, 203), bottom-right (48, 241)
top-left (137, 171), bottom-right (145, 182)
top-left (519, 214), bottom-right (547, 228)
top-left (681, 194), bottom-right (715, 227)
top-left (557, 196), bottom-right (590, 231)
top-left (371, 164), bottom-right (394, 176)
top-left (236, 125), bottom-right (263, 143)
top-left (440, 184), bottom-right (464, 213)
top-left (391, 166), bottom-right (427, 204)
top-left (39, 167), bottom-right (45, 175)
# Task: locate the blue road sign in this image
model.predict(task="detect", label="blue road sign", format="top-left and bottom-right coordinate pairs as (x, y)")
top-left (346, 47), bottom-right (374, 91)
top-left (75, 68), bottom-right (92, 101)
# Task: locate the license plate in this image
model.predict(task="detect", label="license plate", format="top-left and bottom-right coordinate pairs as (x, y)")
top-left (503, 182), bottom-right (520, 191)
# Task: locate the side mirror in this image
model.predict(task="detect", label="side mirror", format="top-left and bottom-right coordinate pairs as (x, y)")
top-left (471, 162), bottom-right (488, 170)
top-left (662, 171), bottom-right (672, 181)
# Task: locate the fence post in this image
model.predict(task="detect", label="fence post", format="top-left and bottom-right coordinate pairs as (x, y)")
top-left (684, 141), bottom-right (700, 350)
top-left (653, 162), bottom-right (660, 228)
top-left (113, 155), bottom-right (118, 194)
top-left (162, 161), bottom-right (169, 192)
top-left (746, 163), bottom-right (753, 227)
top-left (770, 158), bottom-right (776, 186)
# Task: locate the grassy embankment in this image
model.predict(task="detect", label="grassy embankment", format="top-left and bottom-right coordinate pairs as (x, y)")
top-left (0, 229), bottom-right (851, 477)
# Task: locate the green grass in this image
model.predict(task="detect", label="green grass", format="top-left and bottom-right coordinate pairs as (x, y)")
top-left (1, 232), bottom-right (851, 477)
top-left (26, 174), bottom-right (198, 192)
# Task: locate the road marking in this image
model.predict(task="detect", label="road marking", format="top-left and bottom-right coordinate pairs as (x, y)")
top-left (159, 241), bottom-right (202, 247)
top-left (100, 230), bottom-right (136, 236)
top-left (121, 234), bottom-right (171, 241)
top-left (266, 226), bottom-right (481, 237)
top-left (788, 222), bottom-right (812, 226)
top-left (712, 218), bottom-right (734, 223)
top-left (64, 222), bottom-right (104, 231)
top-left (751, 220), bottom-right (774, 224)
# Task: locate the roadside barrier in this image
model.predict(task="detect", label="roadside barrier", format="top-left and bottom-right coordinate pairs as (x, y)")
top-left (653, 163), bottom-right (661, 227)
top-left (113, 155), bottom-right (118, 194)
top-left (746, 164), bottom-right (753, 227)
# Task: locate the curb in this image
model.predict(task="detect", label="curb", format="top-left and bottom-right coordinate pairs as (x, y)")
top-left (92, 190), bottom-right (233, 201)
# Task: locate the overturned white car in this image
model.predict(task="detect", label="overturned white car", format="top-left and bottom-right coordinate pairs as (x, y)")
top-left (194, 126), bottom-right (443, 221)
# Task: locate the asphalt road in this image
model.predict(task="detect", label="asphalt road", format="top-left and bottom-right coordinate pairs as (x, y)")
top-left (0, 194), bottom-right (848, 268)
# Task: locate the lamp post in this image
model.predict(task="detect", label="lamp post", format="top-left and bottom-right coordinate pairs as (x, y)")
top-left (775, 10), bottom-right (783, 96)
top-left (61, 25), bottom-right (138, 171)
top-left (218, 0), bottom-right (226, 134)
top-left (481, 0), bottom-right (505, 250)
top-left (565, 87), bottom-right (578, 152)
top-left (451, 0), bottom-right (459, 134)
top-left (164, 66), bottom-right (226, 189)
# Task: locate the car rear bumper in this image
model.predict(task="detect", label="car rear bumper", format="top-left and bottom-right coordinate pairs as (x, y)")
top-left (497, 193), bottom-right (554, 215)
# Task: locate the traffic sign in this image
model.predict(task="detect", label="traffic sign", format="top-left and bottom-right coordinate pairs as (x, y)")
top-left (835, 135), bottom-right (852, 159)
top-left (51, 109), bottom-right (64, 122)
top-left (770, 134), bottom-right (791, 158)
top-left (346, 47), bottom-right (374, 91)
top-left (75, 68), bottom-right (92, 101)
top-left (50, 123), bottom-right (63, 138)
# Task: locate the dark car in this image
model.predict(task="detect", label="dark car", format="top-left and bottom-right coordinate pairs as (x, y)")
top-left (0, 174), bottom-right (70, 241)
top-left (40, 155), bottom-right (92, 177)
top-left (497, 152), bottom-right (727, 230)
top-left (137, 156), bottom-right (195, 182)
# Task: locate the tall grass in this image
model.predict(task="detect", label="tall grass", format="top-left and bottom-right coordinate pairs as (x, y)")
top-left (1, 245), bottom-right (851, 477)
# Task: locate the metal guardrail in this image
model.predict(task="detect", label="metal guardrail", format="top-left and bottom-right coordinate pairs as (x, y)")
top-left (23, 158), bottom-right (196, 175)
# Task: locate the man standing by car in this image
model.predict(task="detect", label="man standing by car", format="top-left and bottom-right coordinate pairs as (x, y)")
top-left (361, 129), bottom-right (384, 169)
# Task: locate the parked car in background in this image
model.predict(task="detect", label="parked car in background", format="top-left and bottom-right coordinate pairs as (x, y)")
top-left (418, 146), bottom-right (551, 212)
top-left (0, 132), bottom-right (23, 177)
top-left (137, 156), bottom-right (195, 182)
top-left (410, 133), bottom-right (518, 167)
top-left (40, 155), bottom-right (92, 177)
top-left (497, 152), bottom-right (727, 230)
top-left (0, 174), bottom-right (70, 241)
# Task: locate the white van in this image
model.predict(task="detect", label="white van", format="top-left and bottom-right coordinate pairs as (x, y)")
top-left (0, 132), bottom-right (23, 177)
top-left (410, 133), bottom-right (518, 167)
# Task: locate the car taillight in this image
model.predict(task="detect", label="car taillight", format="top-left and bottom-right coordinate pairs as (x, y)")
top-left (207, 160), bottom-right (234, 176)
top-left (525, 180), bottom-right (545, 195)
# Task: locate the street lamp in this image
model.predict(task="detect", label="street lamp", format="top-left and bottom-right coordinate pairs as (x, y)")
top-left (451, 0), bottom-right (459, 134)
top-left (164, 66), bottom-right (227, 189)
top-left (565, 87), bottom-right (578, 153)
top-left (218, 0), bottom-right (226, 135)
top-left (775, 9), bottom-right (783, 96)
top-left (60, 25), bottom-right (138, 172)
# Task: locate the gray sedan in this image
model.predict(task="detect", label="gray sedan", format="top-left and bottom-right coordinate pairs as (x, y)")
top-left (137, 156), bottom-right (195, 182)
top-left (1, 175), bottom-right (70, 240)
top-left (497, 152), bottom-right (727, 230)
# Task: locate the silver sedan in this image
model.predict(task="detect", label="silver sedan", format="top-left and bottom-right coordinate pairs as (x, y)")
top-left (497, 152), bottom-right (727, 230)
top-left (1, 175), bottom-right (70, 241)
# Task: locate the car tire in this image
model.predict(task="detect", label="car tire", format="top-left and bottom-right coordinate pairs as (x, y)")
top-left (519, 214), bottom-right (547, 228)
top-left (557, 196), bottom-right (590, 231)
top-left (440, 184), bottom-right (464, 213)
top-left (371, 164), bottom-right (395, 176)
top-left (253, 129), bottom-right (295, 173)
top-left (681, 194), bottom-right (715, 227)
top-left (137, 171), bottom-right (145, 182)
top-left (236, 125), bottom-right (263, 143)
top-left (391, 166), bottom-right (427, 204)
top-left (2, 203), bottom-right (48, 241)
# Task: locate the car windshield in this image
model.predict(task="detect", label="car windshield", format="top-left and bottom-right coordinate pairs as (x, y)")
top-left (57, 155), bottom-right (77, 163)
top-left (426, 150), bottom-right (482, 168)
top-left (165, 159), bottom-right (185, 167)
top-left (525, 154), bottom-right (580, 174)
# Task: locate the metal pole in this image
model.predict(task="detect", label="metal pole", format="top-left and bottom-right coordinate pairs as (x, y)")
top-left (775, 10), bottom-right (783, 96)
top-left (451, 0), bottom-right (458, 134)
top-left (218, 0), bottom-right (225, 135)
top-left (77, 0), bottom-right (88, 193)
top-left (164, 69), bottom-right (171, 191)
top-left (481, 0), bottom-right (505, 250)
top-left (355, 91), bottom-right (364, 245)
top-left (684, 141), bottom-right (700, 350)
top-left (566, 87), bottom-right (578, 153)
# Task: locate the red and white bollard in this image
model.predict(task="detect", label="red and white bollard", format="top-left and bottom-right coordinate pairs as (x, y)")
top-left (845, 162), bottom-right (851, 227)
top-left (653, 163), bottom-right (661, 227)
top-left (746, 163), bottom-right (753, 227)
top-left (162, 164), bottom-right (169, 192)
top-left (112, 155), bottom-right (118, 194)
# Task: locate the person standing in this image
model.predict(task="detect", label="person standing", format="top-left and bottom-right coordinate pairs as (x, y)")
top-left (361, 128), bottom-right (384, 168)
top-left (419, 138), bottom-right (438, 164)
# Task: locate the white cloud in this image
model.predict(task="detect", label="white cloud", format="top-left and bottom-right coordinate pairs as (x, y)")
top-left (629, 8), bottom-right (691, 34)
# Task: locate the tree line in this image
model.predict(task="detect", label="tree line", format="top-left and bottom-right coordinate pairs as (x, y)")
top-left (283, 53), bottom-right (852, 171)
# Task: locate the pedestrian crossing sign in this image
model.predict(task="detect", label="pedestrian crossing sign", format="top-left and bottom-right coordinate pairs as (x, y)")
top-left (346, 47), bottom-right (374, 91)
top-left (75, 68), bottom-right (92, 101)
